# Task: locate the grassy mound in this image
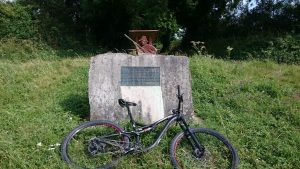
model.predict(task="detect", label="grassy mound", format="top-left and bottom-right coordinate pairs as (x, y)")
top-left (0, 54), bottom-right (299, 168)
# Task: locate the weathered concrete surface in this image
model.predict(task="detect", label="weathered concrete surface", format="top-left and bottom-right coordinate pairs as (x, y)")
top-left (120, 86), bottom-right (164, 122)
top-left (89, 53), bottom-right (193, 123)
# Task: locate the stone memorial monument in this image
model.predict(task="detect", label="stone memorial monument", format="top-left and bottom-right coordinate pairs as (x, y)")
top-left (89, 53), bottom-right (193, 123)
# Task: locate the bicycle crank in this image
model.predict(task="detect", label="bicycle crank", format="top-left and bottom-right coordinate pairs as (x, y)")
top-left (87, 137), bottom-right (107, 156)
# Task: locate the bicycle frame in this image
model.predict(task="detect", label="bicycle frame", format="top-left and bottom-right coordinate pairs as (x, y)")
top-left (120, 85), bottom-right (204, 154)
top-left (121, 111), bottom-right (203, 154)
top-left (122, 113), bottom-right (178, 152)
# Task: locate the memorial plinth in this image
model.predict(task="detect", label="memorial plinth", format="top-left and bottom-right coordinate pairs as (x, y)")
top-left (89, 53), bottom-right (193, 123)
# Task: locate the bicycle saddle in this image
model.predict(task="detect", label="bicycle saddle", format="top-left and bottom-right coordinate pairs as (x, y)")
top-left (118, 99), bottom-right (137, 107)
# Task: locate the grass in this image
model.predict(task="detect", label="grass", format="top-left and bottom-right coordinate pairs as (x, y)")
top-left (0, 51), bottom-right (299, 168)
top-left (0, 58), bottom-right (89, 168)
top-left (190, 56), bottom-right (300, 168)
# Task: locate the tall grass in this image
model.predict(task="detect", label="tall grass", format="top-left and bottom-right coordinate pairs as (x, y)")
top-left (190, 56), bottom-right (300, 168)
top-left (0, 51), bottom-right (299, 168)
top-left (0, 58), bottom-right (89, 168)
top-left (0, 38), bottom-right (104, 61)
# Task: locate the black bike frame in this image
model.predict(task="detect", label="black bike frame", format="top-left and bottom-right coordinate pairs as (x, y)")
top-left (122, 113), bottom-right (178, 152)
top-left (120, 85), bottom-right (204, 153)
top-left (121, 111), bottom-right (204, 153)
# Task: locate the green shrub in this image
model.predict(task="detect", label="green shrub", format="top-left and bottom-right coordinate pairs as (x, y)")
top-left (0, 2), bottom-right (37, 39)
top-left (261, 34), bottom-right (300, 64)
top-left (206, 33), bottom-right (300, 64)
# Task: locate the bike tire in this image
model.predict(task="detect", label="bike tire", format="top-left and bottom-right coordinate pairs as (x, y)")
top-left (61, 120), bottom-right (129, 169)
top-left (170, 128), bottom-right (239, 169)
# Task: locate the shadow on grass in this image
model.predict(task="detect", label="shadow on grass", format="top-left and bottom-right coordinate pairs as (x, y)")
top-left (60, 94), bottom-right (90, 120)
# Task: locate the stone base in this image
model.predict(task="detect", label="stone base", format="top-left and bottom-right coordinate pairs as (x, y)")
top-left (88, 53), bottom-right (194, 124)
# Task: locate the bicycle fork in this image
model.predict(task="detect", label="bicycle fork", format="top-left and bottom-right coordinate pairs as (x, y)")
top-left (178, 117), bottom-right (205, 158)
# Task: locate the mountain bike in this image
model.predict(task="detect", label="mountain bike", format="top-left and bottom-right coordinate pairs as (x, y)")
top-left (61, 85), bottom-right (239, 169)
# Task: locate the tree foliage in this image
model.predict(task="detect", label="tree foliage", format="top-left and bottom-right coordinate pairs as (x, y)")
top-left (235, 0), bottom-right (300, 35)
top-left (169, 0), bottom-right (240, 47)
top-left (0, 2), bottom-right (37, 39)
top-left (0, 0), bottom-right (299, 53)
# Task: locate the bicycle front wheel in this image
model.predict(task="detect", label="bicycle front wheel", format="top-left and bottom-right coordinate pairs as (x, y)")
top-left (61, 120), bottom-right (129, 169)
top-left (170, 128), bottom-right (239, 169)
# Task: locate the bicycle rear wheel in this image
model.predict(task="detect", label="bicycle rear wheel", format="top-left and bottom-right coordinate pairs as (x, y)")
top-left (170, 128), bottom-right (239, 169)
top-left (61, 120), bottom-right (129, 169)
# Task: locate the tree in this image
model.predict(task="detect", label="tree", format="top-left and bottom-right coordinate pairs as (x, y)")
top-left (169, 0), bottom-right (240, 48)
top-left (0, 2), bottom-right (37, 39)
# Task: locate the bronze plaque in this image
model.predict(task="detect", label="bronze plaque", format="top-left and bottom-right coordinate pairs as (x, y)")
top-left (121, 67), bottom-right (160, 86)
